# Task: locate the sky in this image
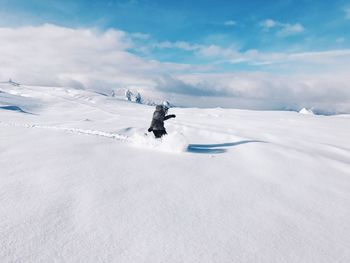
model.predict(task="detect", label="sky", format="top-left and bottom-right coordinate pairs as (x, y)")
top-left (0, 0), bottom-right (350, 112)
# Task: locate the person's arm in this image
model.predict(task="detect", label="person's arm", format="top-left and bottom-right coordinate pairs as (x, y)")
top-left (148, 119), bottom-right (155, 132)
top-left (164, 114), bottom-right (176, 121)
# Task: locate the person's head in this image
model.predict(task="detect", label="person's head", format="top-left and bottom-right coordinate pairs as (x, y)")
top-left (162, 100), bottom-right (170, 109)
top-left (156, 101), bottom-right (170, 113)
top-left (155, 104), bottom-right (168, 114)
top-left (162, 101), bottom-right (170, 113)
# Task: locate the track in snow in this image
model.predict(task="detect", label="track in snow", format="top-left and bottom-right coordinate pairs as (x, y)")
top-left (0, 121), bottom-right (128, 141)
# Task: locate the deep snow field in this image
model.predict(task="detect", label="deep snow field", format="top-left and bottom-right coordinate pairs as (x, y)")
top-left (1, 83), bottom-right (350, 263)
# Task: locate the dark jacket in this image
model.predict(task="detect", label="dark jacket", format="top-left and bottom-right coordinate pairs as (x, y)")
top-left (148, 105), bottom-right (175, 131)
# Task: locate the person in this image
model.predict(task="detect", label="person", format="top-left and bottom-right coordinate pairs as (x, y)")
top-left (148, 104), bottom-right (176, 138)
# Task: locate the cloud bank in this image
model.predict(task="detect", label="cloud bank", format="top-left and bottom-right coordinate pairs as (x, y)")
top-left (0, 24), bottom-right (350, 113)
top-left (0, 24), bottom-right (153, 89)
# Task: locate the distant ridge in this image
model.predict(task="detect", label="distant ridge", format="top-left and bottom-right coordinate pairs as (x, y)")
top-left (0, 79), bottom-right (20, 87)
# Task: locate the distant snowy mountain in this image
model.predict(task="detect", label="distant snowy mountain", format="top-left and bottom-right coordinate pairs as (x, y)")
top-left (299, 107), bottom-right (315, 115)
top-left (1, 83), bottom-right (350, 263)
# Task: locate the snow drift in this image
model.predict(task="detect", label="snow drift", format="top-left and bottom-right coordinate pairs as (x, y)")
top-left (1, 83), bottom-right (350, 263)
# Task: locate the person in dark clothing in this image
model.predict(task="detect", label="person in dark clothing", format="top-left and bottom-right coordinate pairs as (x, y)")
top-left (148, 104), bottom-right (176, 138)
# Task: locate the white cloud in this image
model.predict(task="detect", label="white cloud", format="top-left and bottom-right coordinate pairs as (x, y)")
top-left (260, 19), bottom-right (304, 37)
top-left (160, 72), bottom-right (350, 113)
top-left (0, 24), bottom-right (204, 92)
top-left (197, 45), bottom-right (235, 57)
top-left (256, 49), bottom-right (350, 65)
top-left (277, 23), bottom-right (304, 37)
top-left (224, 20), bottom-right (236, 26)
top-left (260, 19), bottom-right (278, 30)
top-left (0, 24), bottom-right (349, 113)
top-left (157, 40), bottom-right (350, 66)
top-left (152, 42), bottom-right (249, 63)
top-left (152, 41), bottom-right (199, 51)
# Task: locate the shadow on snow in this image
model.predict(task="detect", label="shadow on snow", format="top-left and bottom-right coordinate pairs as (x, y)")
top-left (187, 140), bottom-right (265, 154)
top-left (0, 105), bottom-right (36, 115)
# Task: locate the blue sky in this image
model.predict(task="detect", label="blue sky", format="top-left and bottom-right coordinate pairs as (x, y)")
top-left (1, 0), bottom-right (349, 64)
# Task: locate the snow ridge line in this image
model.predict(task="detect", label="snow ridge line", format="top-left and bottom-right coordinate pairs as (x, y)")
top-left (0, 121), bottom-right (128, 141)
top-left (23, 85), bottom-right (120, 116)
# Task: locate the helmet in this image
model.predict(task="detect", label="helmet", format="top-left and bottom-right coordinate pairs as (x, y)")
top-left (162, 100), bottom-right (170, 110)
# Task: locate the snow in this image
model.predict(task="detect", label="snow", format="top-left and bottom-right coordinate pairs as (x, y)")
top-left (130, 131), bottom-right (188, 153)
top-left (1, 83), bottom-right (350, 262)
top-left (299, 108), bottom-right (315, 115)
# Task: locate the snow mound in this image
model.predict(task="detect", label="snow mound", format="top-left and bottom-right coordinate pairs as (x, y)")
top-left (299, 108), bottom-right (314, 115)
top-left (130, 131), bottom-right (188, 153)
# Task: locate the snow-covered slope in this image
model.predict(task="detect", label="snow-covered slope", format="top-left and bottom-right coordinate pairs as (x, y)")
top-left (1, 83), bottom-right (350, 263)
